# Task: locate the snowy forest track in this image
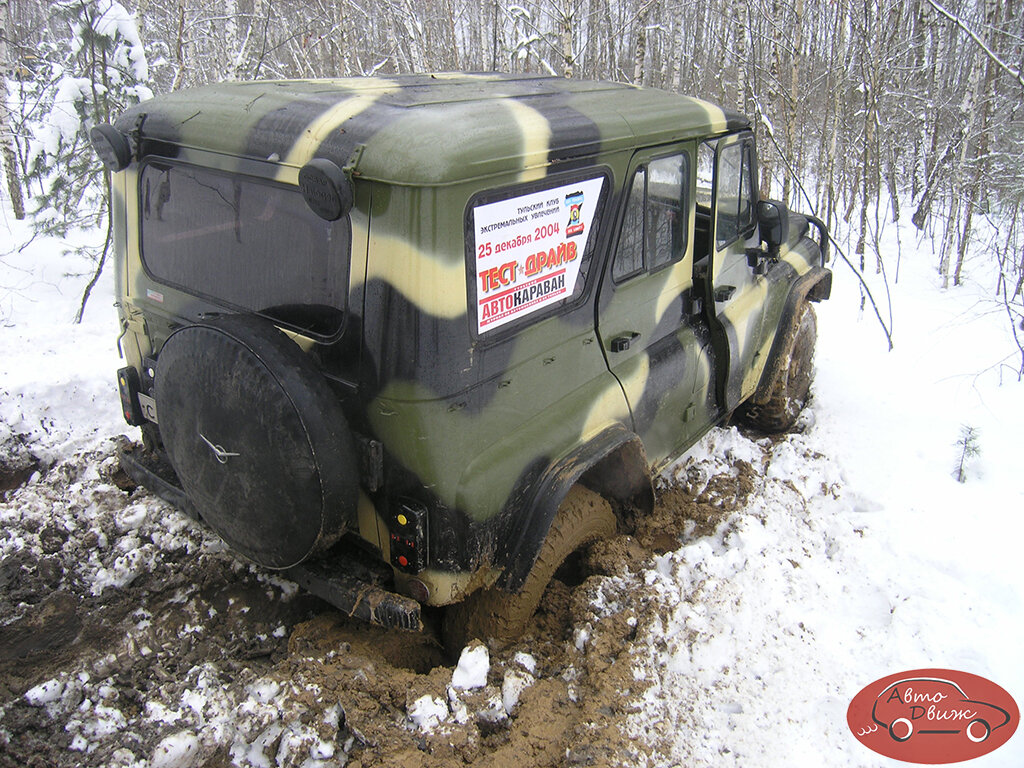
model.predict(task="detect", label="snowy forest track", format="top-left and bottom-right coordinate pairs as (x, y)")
top-left (0, 436), bottom-right (677, 767)
top-left (0, 424), bottom-right (848, 768)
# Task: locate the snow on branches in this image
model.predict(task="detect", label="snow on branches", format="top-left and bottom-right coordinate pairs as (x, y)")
top-left (26, 0), bottom-right (152, 237)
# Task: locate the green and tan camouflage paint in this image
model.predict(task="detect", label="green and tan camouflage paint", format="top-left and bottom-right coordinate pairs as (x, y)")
top-left (106, 74), bottom-right (826, 605)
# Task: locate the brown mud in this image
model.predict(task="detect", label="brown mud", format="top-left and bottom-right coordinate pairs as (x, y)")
top-left (0, 431), bottom-right (39, 498)
top-left (0, 435), bottom-right (762, 768)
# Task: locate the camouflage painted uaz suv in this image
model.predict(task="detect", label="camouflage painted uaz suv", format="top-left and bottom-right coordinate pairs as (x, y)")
top-left (93, 73), bottom-right (830, 649)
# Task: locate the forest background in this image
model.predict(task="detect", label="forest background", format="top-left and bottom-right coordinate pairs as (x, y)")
top-left (0, 0), bottom-right (1022, 366)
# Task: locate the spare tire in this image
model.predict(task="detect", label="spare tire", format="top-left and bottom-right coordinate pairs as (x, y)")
top-left (154, 314), bottom-right (357, 569)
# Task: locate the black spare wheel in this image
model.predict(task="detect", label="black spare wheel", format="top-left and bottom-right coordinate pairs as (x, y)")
top-left (155, 314), bottom-right (357, 569)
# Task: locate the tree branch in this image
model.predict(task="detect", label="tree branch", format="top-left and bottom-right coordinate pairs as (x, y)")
top-left (759, 108), bottom-right (895, 350)
top-left (924, 0), bottom-right (1024, 90)
top-left (75, 195), bottom-right (112, 324)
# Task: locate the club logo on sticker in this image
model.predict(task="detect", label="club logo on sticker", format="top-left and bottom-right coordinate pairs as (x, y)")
top-left (565, 190), bottom-right (584, 237)
top-left (847, 669), bottom-right (1018, 764)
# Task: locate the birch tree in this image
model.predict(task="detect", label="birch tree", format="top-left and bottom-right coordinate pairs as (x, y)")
top-left (1, 0), bottom-right (25, 218)
top-left (3, 0), bottom-right (1021, 325)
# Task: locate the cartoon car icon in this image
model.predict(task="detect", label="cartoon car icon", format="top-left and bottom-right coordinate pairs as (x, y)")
top-left (872, 677), bottom-right (1012, 743)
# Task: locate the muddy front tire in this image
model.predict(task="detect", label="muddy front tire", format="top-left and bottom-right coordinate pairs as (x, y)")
top-left (740, 302), bottom-right (817, 433)
top-left (442, 485), bottom-right (616, 655)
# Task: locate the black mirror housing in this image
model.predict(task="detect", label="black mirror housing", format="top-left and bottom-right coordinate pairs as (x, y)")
top-left (758, 199), bottom-right (789, 249)
top-left (298, 159), bottom-right (354, 221)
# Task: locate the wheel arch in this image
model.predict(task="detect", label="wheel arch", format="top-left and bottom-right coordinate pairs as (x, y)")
top-left (748, 266), bottom-right (831, 406)
top-left (495, 424), bottom-right (652, 592)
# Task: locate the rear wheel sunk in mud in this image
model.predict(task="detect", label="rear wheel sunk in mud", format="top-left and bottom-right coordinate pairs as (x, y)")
top-left (442, 485), bottom-right (616, 654)
top-left (740, 302), bottom-right (817, 433)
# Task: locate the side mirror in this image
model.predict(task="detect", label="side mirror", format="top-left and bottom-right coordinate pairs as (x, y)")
top-left (758, 199), bottom-right (789, 249)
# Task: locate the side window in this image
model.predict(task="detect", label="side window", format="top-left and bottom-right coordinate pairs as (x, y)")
top-left (738, 143), bottom-right (755, 232)
top-left (140, 162), bottom-right (351, 339)
top-left (696, 142), bottom-right (715, 209)
top-left (647, 154), bottom-right (685, 270)
top-left (470, 172), bottom-right (608, 336)
top-left (613, 169), bottom-right (646, 281)
top-left (715, 140), bottom-right (756, 250)
top-left (613, 152), bottom-right (689, 281)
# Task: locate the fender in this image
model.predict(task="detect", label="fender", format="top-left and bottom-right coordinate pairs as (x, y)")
top-left (749, 265), bottom-right (831, 405)
top-left (495, 423), bottom-right (652, 592)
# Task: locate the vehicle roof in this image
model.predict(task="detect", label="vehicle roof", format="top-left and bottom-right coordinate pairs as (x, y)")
top-left (115, 73), bottom-right (748, 185)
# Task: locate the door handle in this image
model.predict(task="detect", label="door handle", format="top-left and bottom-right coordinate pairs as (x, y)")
top-left (714, 285), bottom-right (736, 302)
top-left (610, 332), bottom-right (640, 352)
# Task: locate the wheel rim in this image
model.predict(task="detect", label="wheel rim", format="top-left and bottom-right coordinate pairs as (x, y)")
top-left (889, 717), bottom-right (913, 742)
top-left (966, 719), bottom-right (990, 743)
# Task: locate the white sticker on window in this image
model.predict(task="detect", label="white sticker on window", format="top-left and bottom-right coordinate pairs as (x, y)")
top-left (473, 176), bottom-right (605, 334)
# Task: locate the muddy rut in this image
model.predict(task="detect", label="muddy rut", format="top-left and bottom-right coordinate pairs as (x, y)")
top-left (0, 436), bottom-right (762, 768)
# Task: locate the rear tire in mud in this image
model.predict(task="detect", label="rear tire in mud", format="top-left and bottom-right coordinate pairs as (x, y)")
top-left (442, 485), bottom-right (616, 655)
top-left (155, 315), bottom-right (358, 569)
top-left (739, 302), bottom-right (816, 433)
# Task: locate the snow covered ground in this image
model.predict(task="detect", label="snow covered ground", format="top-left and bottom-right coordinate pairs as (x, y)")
top-left (2, 200), bottom-right (1022, 766)
top-left (0, 218), bottom-right (131, 464)
top-left (620, 218), bottom-right (1024, 766)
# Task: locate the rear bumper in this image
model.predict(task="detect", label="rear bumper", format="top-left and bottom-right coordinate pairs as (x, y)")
top-left (117, 440), bottom-right (423, 631)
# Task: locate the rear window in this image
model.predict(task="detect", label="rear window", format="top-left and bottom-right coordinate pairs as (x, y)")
top-left (139, 162), bottom-right (350, 338)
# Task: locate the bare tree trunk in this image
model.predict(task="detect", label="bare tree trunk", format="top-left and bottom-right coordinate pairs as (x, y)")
top-left (598, 0), bottom-right (614, 80)
top-left (909, 0), bottom-right (927, 200)
top-left (953, 0), bottom-right (1000, 286)
top-left (916, 0), bottom-right (944, 223)
top-left (942, 25), bottom-right (984, 286)
top-left (222, 0), bottom-right (239, 80)
top-left (672, 3), bottom-right (687, 91)
top-left (783, 0), bottom-right (804, 207)
top-left (76, 193), bottom-right (112, 324)
top-left (448, 0), bottom-right (464, 70)
top-left (855, 5), bottom-right (877, 278)
top-left (560, 0), bottom-right (576, 78)
top-left (662, 10), bottom-right (677, 89)
top-left (0, 0), bottom-right (25, 219)
top-left (732, 0), bottom-right (749, 114)
top-left (822, 0), bottom-right (846, 231)
top-left (405, 0), bottom-right (428, 71)
top-left (885, 145), bottom-right (901, 223)
top-left (633, 5), bottom-right (648, 84)
top-left (491, 0), bottom-right (500, 71)
top-left (760, 0), bottom-right (785, 199)
top-left (170, 1), bottom-right (187, 90)
top-left (387, 6), bottom-right (411, 73)
top-left (911, 135), bottom-right (953, 229)
top-left (938, 193), bottom-right (960, 288)
top-left (248, 0), bottom-right (269, 78)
